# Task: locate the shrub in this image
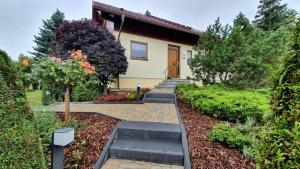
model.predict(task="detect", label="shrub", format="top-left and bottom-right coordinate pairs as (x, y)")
top-left (51, 19), bottom-right (128, 94)
top-left (125, 91), bottom-right (137, 100)
top-left (72, 81), bottom-right (100, 102)
top-left (99, 94), bottom-right (125, 102)
top-left (209, 123), bottom-right (253, 149)
top-left (141, 87), bottom-right (150, 94)
top-left (0, 50), bottom-right (45, 168)
top-left (34, 111), bottom-right (62, 153)
top-left (255, 19), bottom-right (300, 169)
top-left (176, 84), bottom-right (269, 122)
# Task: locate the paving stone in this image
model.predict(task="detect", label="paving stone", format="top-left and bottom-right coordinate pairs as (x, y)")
top-left (101, 159), bottom-right (183, 169)
top-left (49, 103), bottom-right (179, 124)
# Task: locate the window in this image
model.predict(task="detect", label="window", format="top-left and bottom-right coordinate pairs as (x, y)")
top-left (187, 50), bottom-right (192, 65)
top-left (131, 41), bottom-right (148, 60)
top-left (104, 20), bottom-right (114, 33)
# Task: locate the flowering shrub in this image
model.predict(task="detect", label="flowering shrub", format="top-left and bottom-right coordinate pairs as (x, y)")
top-left (99, 94), bottom-right (125, 102)
top-left (141, 87), bottom-right (150, 94)
top-left (34, 50), bottom-right (96, 122)
top-left (125, 91), bottom-right (137, 100)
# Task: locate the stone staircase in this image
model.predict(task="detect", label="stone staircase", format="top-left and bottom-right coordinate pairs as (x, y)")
top-left (143, 93), bottom-right (176, 104)
top-left (155, 78), bottom-right (190, 89)
top-left (108, 121), bottom-right (184, 166)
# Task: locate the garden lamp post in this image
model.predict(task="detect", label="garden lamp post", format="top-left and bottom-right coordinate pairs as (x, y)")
top-left (137, 83), bottom-right (142, 100)
top-left (52, 128), bottom-right (74, 169)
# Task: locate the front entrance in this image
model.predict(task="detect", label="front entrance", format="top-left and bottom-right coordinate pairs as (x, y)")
top-left (168, 45), bottom-right (180, 78)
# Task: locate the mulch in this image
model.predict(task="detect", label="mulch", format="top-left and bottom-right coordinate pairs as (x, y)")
top-left (60, 112), bottom-right (119, 169)
top-left (177, 99), bottom-right (255, 169)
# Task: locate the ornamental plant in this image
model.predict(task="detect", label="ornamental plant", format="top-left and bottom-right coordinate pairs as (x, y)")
top-left (50, 19), bottom-right (128, 94)
top-left (34, 50), bottom-right (95, 122)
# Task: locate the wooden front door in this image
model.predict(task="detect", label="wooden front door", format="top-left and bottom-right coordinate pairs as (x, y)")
top-left (168, 45), bottom-right (180, 78)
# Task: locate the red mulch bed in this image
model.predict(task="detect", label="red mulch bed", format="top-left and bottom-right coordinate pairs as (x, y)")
top-left (58, 112), bottom-right (118, 169)
top-left (177, 100), bottom-right (255, 169)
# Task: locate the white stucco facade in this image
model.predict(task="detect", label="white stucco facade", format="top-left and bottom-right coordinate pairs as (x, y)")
top-left (111, 31), bottom-right (196, 88)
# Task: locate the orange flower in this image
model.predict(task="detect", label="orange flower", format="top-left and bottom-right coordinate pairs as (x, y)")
top-left (75, 50), bottom-right (83, 58)
top-left (22, 59), bottom-right (29, 65)
top-left (84, 68), bottom-right (93, 74)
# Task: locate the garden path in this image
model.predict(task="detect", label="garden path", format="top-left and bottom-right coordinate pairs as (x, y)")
top-left (49, 102), bottom-right (179, 124)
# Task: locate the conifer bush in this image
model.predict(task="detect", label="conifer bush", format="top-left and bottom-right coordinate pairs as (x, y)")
top-left (255, 18), bottom-right (300, 169)
top-left (0, 50), bottom-right (45, 168)
top-left (176, 84), bottom-right (269, 122)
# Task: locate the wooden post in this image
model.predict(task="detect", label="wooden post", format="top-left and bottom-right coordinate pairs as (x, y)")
top-left (64, 86), bottom-right (70, 122)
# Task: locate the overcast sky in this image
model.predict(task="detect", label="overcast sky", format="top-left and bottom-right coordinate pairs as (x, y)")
top-left (0, 0), bottom-right (299, 59)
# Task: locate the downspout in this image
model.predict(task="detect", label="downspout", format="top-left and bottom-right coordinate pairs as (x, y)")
top-left (117, 14), bottom-right (125, 89)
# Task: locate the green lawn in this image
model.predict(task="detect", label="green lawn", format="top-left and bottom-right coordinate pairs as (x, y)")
top-left (26, 90), bottom-right (43, 107)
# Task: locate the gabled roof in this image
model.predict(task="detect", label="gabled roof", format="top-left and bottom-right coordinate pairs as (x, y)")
top-left (92, 1), bottom-right (201, 35)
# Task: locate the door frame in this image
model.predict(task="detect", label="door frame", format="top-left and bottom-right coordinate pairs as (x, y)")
top-left (167, 44), bottom-right (180, 78)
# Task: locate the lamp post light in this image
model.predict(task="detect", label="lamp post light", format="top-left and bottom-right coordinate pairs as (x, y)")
top-left (51, 128), bottom-right (74, 169)
top-left (136, 83), bottom-right (142, 100)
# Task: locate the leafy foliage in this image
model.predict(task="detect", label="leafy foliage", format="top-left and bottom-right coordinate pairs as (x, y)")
top-left (0, 50), bottom-right (45, 168)
top-left (33, 111), bottom-right (62, 153)
top-left (31, 9), bottom-right (65, 57)
top-left (255, 18), bottom-right (300, 169)
top-left (34, 50), bottom-right (95, 92)
top-left (50, 19), bottom-right (128, 93)
top-left (209, 123), bottom-right (253, 148)
top-left (191, 13), bottom-right (291, 88)
top-left (71, 79), bottom-right (100, 102)
top-left (176, 84), bottom-right (269, 122)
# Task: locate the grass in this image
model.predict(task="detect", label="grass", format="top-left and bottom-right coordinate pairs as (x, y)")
top-left (26, 90), bottom-right (43, 108)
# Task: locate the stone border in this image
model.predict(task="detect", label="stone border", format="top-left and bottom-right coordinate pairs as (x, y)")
top-left (94, 122), bottom-right (121, 169)
top-left (174, 94), bottom-right (192, 169)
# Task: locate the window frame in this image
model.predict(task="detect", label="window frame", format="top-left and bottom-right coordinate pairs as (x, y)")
top-left (187, 50), bottom-right (192, 65)
top-left (130, 40), bottom-right (148, 61)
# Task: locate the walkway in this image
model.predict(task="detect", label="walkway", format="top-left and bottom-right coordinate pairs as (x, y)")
top-left (49, 102), bottom-right (179, 124)
top-left (102, 159), bottom-right (183, 169)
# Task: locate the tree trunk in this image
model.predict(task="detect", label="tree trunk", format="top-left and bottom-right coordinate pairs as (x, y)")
top-left (103, 83), bottom-right (108, 95)
top-left (64, 86), bottom-right (70, 123)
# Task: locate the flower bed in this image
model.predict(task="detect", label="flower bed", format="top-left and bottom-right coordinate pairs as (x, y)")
top-left (94, 88), bottom-right (150, 104)
top-left (56, 112), bottom-right (119, 169)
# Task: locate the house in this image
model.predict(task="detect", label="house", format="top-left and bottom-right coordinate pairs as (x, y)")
top-left (92, 1), bottom-right (200, 88)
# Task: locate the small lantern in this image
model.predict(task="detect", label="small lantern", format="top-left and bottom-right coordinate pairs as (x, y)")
top-left (52, 128), bottom-right (74, 169)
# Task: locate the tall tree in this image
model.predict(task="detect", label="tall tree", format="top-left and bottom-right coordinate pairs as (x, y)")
top-left (51, 19), bottom-right (128, 94)
top-left (256, 18), bottom-right (300, 168)
top-left (253, 0), bottom-right (295, 31)
top-left (31, 9), bottom-right (64, 57)
top-left (191, 18), bottom-right (229, 84)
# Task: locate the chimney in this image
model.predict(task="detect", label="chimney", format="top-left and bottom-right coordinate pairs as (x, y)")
top-left (145, 10), bottom-right (151, 16)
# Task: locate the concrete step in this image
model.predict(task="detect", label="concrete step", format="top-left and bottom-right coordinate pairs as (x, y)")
top-left (161, 81), bottom-right (190, 85)
top-left (118, 121), bottom-right (181, 141)
top-left (155, 85), bottom-right (175, 89)
top-left (157, 84), bottom-right (177, 88)
top-left (145, 93), bottom-right (175, 99)
top-left (143, 98), bottom-right (175, 103)
top-left (109, 138), bottom-right (184, 165)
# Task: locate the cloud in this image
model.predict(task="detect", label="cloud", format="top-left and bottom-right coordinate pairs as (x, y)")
top-left (0, 0), bottom-right (299, 59)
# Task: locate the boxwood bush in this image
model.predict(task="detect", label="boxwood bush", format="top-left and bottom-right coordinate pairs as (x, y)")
top-left (176, 84), bottom-right (269, 122)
